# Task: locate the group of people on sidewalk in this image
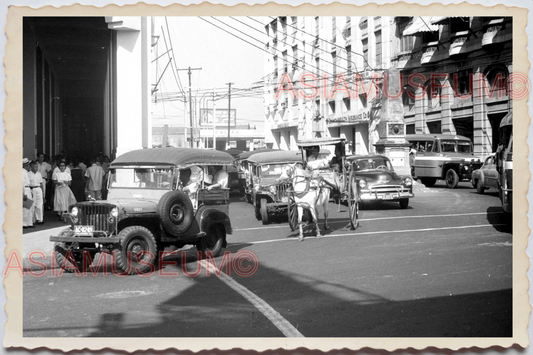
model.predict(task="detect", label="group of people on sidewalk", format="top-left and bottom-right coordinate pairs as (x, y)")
top-left (22, 153), bottom-right (110, 228)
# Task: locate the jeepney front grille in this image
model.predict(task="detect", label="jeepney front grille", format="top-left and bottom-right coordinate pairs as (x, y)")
top-left (78, 204), bottom-right (117, 234)
top-left (276, 182), bottom-right (291, 201)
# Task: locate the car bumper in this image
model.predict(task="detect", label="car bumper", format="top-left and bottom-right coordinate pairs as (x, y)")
top-left (360, 190), bottom-right (414, 201)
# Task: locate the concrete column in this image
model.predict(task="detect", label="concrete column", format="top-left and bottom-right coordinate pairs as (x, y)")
top-left (472, 71), bottom-right (490, 155)
top-left (440, 77), bottom-right (454, 134)
top-left (108, 17), bottom-right (147, 157)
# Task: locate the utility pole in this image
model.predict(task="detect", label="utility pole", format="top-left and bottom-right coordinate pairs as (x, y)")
top-left (213, 88), bottom-right (217, 150)
top-left (177, 67), bottom-right (202, 148)
top-left (226, 82), bottom-right (234, 150)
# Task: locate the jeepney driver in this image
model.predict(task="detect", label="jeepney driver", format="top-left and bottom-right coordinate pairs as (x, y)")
top-left (306, 146), bottom-right (329, 170)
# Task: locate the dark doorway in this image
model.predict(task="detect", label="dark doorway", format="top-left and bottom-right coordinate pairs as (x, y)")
top-left (489, 112), bottom-right (508, 152)
top-left (453, 117), bottom-right (474, 142)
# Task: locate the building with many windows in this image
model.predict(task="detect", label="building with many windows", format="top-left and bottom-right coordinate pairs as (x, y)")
top-left (263, 16), bottom-right (512, 156)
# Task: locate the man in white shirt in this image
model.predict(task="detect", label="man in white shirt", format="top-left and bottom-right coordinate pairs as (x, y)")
top-left (28, 161), bottom-right (44, 224)
top-left (85, 157), bottom-right (105, 200)
top-left (206, 166), bottom-right (228, 190)
top-left (306, 146), bottom-right (329, 170)
top-left (23, 158), bottom-right (34, 228)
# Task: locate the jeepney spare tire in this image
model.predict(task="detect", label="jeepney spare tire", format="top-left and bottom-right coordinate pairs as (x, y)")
top-left (157, 191), bottom-right (194, 235)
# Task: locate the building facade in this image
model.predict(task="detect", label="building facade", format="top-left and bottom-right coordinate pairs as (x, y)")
top-left (263, 16), bottom-right (512, 156)
top-left (23, 17), bottom-right (154, 162)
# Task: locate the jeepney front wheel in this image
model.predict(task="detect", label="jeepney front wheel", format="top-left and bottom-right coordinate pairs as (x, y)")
top-left (197, 225), bottom-right (225, 257)
top-left (115, 226), bottom-right (157, 275)
top-left (260, 198), bottom-right (270, 225)
top-left (54, 242), bottom-right (97, 273)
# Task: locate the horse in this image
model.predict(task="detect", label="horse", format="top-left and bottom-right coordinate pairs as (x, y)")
top-left (279, 163), bottom-right (331, 241)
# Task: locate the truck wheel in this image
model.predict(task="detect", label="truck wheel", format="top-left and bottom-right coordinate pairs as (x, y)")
top-left (158, 191), bottom-right (194, 235)
top-left (420, 177), bottom-right (437, 187)
top-left (115, 226), bottom-right (157, 275)
top-left (197, 225), bottom-right (225, 257)
top-left (445, 169), bottom-right (459, 188)
top-left (260, 198), bottom-right (270, 225)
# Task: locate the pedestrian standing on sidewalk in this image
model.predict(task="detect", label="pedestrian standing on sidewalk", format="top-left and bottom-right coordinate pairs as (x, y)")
top-left (23, 158), bottom-right (34, 228)
top-left (28, 161), bottom-right (45, 224)
top-left (53, 161), bottom-right (76, 219)
top-left (70, 158), bottom-right (86, 202)
top-left (409, 143), bottom-right (417, 179)
top-left (85, 157), bottom-right (105, 200)
top-left (36, 152), bottom-right (51, 210)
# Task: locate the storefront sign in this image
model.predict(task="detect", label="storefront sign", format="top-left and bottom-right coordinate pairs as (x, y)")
top-left (326, 110), bottom-right (371, 125)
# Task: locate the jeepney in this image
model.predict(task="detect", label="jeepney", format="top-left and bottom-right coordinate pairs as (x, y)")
top-left (50, 147), bottom-right (235, 275)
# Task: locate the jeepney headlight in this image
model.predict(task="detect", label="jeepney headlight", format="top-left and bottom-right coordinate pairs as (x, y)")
top-left (70, 206), bottom-right (79, 217)
top-left (358, 179), bottom-right (367, 188)
top-left (269, 185), bottom-right (277, 194)
top-left (110, 208), bottom-right (118, 218)
top-left (404, 177), bottom-right (412, 186)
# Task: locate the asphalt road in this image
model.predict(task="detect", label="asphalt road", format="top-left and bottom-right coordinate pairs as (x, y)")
top-left (22, 181), bottom-right (512, 337)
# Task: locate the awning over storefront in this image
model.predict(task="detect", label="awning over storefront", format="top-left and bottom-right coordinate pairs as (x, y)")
top-left (403, 17), bottom-right (439, 36)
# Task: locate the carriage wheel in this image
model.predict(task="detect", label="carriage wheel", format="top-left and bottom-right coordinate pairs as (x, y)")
top-left (287, 196), bottom-right (299, 231)
top-left (348, 172), bottom-right (359, 230)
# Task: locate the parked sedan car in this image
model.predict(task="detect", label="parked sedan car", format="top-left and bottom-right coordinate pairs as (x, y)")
top-left (347, 154), bottom-right (414, 209)
top-left (471, 154), bottom-right (499, 194)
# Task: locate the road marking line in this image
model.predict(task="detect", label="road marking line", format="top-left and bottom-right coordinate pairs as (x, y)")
top-left (240, 224), bottom-right (507, 245)
top-left (234, 211), bottom-right (504, 232)
top-left (200, 259), bottom-right (304, 338)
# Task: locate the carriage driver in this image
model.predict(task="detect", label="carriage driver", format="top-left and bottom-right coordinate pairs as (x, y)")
top-left (306, 146), bottom-right (330, 170)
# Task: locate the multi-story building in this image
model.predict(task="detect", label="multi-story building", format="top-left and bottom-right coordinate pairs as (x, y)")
top-left (263, 16), bottom-right (512, 156)
top-left (394, 16), bottom-right (512, 155)
top-left (263, 16), bottom-right (392, 154)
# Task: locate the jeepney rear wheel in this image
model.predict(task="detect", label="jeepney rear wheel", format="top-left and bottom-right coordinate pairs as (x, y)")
top-left (260, 198), bottom-right (270, 225)
top-left (197, 225), bottom-right (225, 257)
top-left (445, 169), bottom-right (459, 189)
top-left (115, 226), bottom-right (157, 275)
top-left (288, 196), bottom-right (299, 231)
top-left (158, 191), bottom-right (194, 235)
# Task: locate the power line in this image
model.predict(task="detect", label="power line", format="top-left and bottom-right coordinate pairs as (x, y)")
top-left (262, 16), bottom-right (376, 71)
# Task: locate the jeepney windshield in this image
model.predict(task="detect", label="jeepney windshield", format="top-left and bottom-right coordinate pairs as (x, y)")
top-left (259, 164), bottom-right (285, 177)
top-left (108, 167), bottom-right (175, 190)
top-left (440, 140), bottom-right (473, 153)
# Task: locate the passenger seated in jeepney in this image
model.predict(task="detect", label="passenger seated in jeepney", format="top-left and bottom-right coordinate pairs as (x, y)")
top-left (200, 166), bottom-right (228, 190)
top-left (179, 167), bottom-right (199, 208)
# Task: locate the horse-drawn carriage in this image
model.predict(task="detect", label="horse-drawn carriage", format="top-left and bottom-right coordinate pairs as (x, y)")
top-left (281, 137), bottom-right (360, 237)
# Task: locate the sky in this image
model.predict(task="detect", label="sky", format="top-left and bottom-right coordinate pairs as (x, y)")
top-left (150, 16), bottom-right (268, 130)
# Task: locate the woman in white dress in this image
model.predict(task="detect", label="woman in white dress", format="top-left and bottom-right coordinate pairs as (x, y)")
top-left (53, 162), bottom-right (77, 218)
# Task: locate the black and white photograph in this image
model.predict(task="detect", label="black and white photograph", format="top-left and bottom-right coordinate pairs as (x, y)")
top-left (2, 1), bottom-right (530, 353)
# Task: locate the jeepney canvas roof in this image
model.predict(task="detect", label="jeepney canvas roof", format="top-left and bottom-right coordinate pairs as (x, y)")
top-left (110, 147), bottom-right (235, 168)
top-left (296, 137), bottom-right (346, 147)
top-left (247, 150), bottom-right (303, 165)
top-left (237, 149), bottom-right (281, 161)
